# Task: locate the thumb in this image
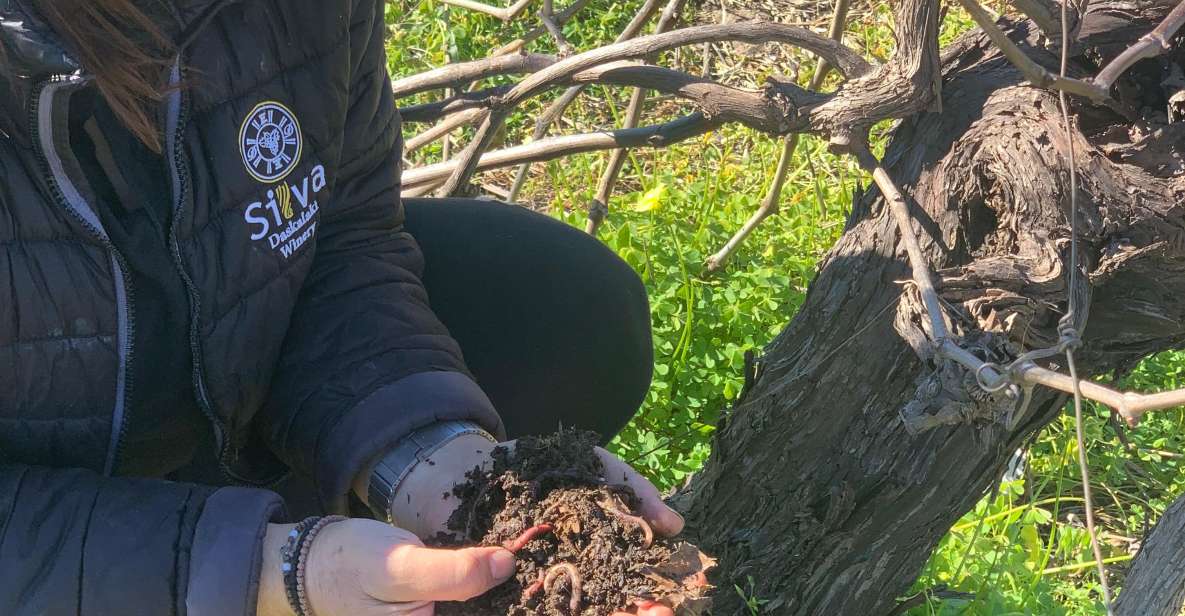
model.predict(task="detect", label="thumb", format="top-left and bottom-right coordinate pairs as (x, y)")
top-left (384, 545), bottom-right (517, 603)
top-left (611, 600), bottom-right (676, 616)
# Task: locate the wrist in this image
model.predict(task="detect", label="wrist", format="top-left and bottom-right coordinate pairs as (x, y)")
top-left (392, 433), bottom-right (498, 536)
top-left (356, 420), bottom-right (496, 525)
top-left (257, 523), bottom-right (299, 616)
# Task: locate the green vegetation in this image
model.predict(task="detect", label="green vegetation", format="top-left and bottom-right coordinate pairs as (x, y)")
top-left (387, 2), bottom-right (1185, 612)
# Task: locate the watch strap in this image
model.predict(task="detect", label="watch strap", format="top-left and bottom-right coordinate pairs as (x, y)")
top-left (367, 419), bottom-right (495, 523)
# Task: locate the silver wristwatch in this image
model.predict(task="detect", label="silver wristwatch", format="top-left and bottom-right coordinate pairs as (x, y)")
top-left (367, 420), bottom-right (496, 523)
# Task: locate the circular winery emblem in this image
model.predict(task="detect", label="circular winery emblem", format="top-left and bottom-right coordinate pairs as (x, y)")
top-left (239, 101), bottom-right (303, 183)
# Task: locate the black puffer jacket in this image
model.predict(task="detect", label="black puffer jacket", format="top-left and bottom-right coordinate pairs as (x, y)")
top-left (0, 0), bottom-right (502, 613)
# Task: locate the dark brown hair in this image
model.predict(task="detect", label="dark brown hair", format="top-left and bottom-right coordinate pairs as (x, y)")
top-left (33, 0), bottom-right (175, 151)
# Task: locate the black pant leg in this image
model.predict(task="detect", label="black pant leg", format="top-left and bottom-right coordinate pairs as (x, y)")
top-left (402, 198), bottom-right (653, 443)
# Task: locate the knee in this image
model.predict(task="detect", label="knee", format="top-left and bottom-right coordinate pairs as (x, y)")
top-left (564, 231), bottom-right (654, 408)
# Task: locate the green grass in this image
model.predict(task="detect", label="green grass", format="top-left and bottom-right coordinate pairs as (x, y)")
top-left (387, 2), bottom-right (1185, 613)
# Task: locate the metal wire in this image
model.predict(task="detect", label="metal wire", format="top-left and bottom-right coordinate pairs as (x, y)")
top-left (1057, 0), bottom-right (1114, 608)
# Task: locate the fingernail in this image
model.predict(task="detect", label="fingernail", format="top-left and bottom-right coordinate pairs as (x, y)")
top-left (490, 549), bottom-right (517, 581)
top-left (666, 506), bottom-right (686, 534)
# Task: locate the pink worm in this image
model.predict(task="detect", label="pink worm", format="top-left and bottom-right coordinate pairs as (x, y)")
top-left (503, 523), bottom-right (555, 553)
top-left (543, 563), bottom-right (583, 613)
top-left (599, 497), bottom-right (654, 548)
top-left (520, 577), bottom-right (546, 603)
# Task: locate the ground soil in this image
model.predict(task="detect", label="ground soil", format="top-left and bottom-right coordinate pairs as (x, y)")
top-left (432, 430), bottom-right (712, 616)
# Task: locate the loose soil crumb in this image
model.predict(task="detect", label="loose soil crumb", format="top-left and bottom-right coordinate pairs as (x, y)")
top-left (432, 430), bottom-right (713, 616)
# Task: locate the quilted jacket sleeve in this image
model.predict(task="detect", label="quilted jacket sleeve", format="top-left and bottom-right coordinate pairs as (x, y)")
top-left (259, 0), bottom-right (504, 514)
top-left (0, 464), bottom-right (285, 616)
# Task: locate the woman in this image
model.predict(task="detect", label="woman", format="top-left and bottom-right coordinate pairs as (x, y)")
top-left (0, 1), bottom-right (680, 614)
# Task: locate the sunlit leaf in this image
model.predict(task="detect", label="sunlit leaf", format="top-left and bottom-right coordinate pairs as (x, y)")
top-left (633, 183), bottom-right (668, 212)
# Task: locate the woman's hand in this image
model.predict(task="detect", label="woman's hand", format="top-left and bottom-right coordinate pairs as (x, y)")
top-left (344, 434), bottom-right (682, 616)
top-left (257, 517), bottom-right (675, 616)
top-left (257, 518), bottom-right (516, 616)
top-left (388, 435), bottom-right (684, 541)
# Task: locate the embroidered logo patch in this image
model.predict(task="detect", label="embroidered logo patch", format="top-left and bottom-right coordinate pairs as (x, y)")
top-left (239, 101), bottom-right (302, 183)
top-left (243, 163), bottom-right (327, 260)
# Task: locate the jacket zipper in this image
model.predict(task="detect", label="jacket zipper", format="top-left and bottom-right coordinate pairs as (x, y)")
top-left (164, 60), bottom-right (278, 486)
top-left (28, 76), bottom-right (136, 476)
top-left (163, 61), bottom-right (230, 477)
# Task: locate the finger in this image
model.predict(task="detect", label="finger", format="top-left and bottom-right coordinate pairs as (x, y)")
top-left (385, 545), bottom-right (516, 602)
top-left (637, 600), bottom-right (676, 616)
top-left (611, 601), bottom-right (677, 616)
top-left (595, 448), bottom-right (685, 536)
top-left (397, 602), bottom-right (434, 616)
top-left (610, 601), bottom-right (675, 616)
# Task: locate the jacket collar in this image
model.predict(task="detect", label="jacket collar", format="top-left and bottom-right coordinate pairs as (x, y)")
top-left (0, 0), bottom-right (79, 75)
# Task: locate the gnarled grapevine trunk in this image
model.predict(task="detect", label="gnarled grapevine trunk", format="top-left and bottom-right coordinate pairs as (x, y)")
top-left (1115, 492), bottom-right (1185, 616)
top-left (679, 4), bottom-right (1185, 614)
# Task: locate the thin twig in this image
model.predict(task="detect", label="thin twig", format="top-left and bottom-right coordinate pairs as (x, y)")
top-left (856, 149), bottom-right (949, 343)
top-left (586, 86), bottom-right (647, 233)
top-left (955, 0), bottom-right (1108, 102)
top-left (1010, 362), bottom-right (1185, 426)
top-left (1093, 0), bottom-right (1185, 92)
top-left (507, 85), bottom-right (584, 202)
top-left (405, 109), bottom-right (487, 153)
top-left (405, 113), bottom-right (721, 188)
top-left (392, 53), bottom-right (556, 99)
top-left (399, 86), bottom-right (509, 124)
top-left (704, 137), bottom-right (802, 271)
top-left (584, 0), bottom-right (687, 233)
top-left (539, 0), bottom-right (575, 55)
top-left (705, 0), bottom-right (851, 270)
top-left (438, 0), bottom-right (533, 21)
top-left (403, 178), bottom-right (448, 197)
top-left (491, 0), bottom-right (592, 56)
top-left (508, 0), bottom-right (684, 202)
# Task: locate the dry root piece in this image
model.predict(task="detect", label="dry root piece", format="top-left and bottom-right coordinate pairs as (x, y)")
top-left (542, 563), bottom-right (583, 613)
top-left (638, 544), bottom-right (717, 615)
top-left (598, 495), bottom-right (654, 548)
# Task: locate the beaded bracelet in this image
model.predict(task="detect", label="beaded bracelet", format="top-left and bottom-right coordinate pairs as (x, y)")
top-left (280, 515), bottom-right (348, 616)
top-left (296, 516), bottom-right (347, 616)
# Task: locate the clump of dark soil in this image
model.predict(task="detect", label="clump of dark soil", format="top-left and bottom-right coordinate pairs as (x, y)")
top-left (432, 430), bottom-right (713, 616)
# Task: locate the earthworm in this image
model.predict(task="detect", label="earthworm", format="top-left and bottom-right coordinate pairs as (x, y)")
top-left (520, 576), bottom-right (545, 603)
top-left (598, 496), bottom-right (654, 548)
top-left (503, 523), bottom-right (555, 553)
top-left (542, 563), bottom-right (583, 613)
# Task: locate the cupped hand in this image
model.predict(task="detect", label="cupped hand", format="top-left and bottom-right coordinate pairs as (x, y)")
top-left (258, 518), bottom-right (517, 616)
top-left (388, 434), bottom-right (684, 540)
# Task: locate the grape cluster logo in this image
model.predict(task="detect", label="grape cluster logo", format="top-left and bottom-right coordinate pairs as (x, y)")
top-left (239, 101), bottom-right (302, 183)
